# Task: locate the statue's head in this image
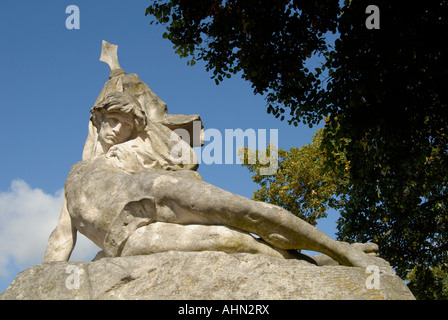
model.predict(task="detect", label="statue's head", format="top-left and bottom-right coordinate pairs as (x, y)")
top-left (91, 92), bottom-right (147, 151)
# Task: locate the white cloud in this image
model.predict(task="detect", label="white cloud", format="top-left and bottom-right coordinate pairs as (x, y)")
top-left (0, 179), bottom-right (99, 279)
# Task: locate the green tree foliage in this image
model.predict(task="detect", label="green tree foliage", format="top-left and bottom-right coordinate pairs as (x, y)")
top-left (146, 0), bottom-right (448, 299)
top-left (238, 129), bottom-right (348, 226)
top-left (406, 265), bottom-right (448, 300)
top-left (324, 1), bottom-right (448, 300)
top-left (146, 0), bottom-right (339, 126)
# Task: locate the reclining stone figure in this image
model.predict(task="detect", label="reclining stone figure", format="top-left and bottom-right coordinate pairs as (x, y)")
top-left (44, 41), bottom-right (378, 267)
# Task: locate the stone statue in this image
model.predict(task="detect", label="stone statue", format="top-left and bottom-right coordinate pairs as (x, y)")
top-left (44, 41), bottom-right (379, 267)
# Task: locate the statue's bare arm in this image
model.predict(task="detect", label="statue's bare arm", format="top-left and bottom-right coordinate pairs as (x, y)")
top-left (44, 195), bottom-right (77, 262)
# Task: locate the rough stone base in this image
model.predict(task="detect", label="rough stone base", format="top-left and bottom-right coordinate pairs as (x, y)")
top-left (0, 251), bottom-right (414, 300)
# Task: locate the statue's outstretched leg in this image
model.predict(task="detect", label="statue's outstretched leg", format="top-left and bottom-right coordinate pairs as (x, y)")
top-left (144, 172), bottom-right (377, 268)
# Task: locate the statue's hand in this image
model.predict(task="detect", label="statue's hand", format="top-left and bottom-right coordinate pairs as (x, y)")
top-left (107, 145), bottom-right (123, 159)
top-left (107, 144), bottom-right (144, 173)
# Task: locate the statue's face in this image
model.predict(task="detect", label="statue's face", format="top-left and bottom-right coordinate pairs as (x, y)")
top-left (98, 111), bottom-right (135, 150)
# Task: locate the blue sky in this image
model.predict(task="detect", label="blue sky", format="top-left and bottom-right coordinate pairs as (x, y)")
top-left (0, 0), bottom-right (339, 292)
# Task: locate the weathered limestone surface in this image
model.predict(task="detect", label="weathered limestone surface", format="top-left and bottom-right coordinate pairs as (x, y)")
top-left (0, 251), bottom-right (415, 300)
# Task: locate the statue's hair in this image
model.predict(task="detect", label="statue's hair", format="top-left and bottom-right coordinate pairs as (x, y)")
top-left (91, 92), bottom-right (147, 130)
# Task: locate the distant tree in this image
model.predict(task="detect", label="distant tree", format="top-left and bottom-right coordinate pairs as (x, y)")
top-left (238, 129), bottom-right (349, 227)
top-left (406, 265), bottom-right (448, 300)
top-left (146, 0), bottom-right (448, 299)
